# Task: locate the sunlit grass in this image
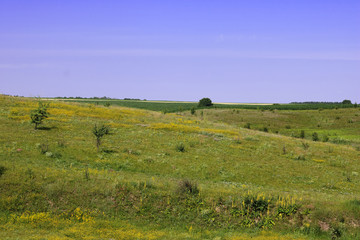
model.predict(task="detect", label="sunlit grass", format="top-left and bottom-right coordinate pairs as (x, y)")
top-left (1, 95), bottom-right (360, 239)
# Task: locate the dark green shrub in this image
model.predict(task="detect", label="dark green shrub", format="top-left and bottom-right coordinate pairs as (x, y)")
top-left (177, 179), bottom-right (199, 195)
top-left (92, 124), bottom-right (110, 152)
top-left (190, 107), bottom-right (196, 115)
top-left (176, 143), bottom-right (185, 152)
top-left (312, 132), bottom-right (319, 141)
top-left (244, 194), bottom-right (269, 213)
top-left (198, 98), bottom-right (213, 107)
top-left (30, 101), bottom-right (49, 130)
top-left (300, 130), bottom-right (305, 139)
top-left (104, 102), bottom-right (111, 107)
top-left (244, 123), bottom-right (251, 129)
top-left (277, 204), bottom-right (298, 216)
top-left (263, 127), bottom-right (268, 132)
top-left (342, 99), bottom-right (352, 104)
top-left (0, 166), bottom-right (7, 177)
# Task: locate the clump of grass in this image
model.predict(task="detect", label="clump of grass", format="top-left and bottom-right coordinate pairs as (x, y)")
top-left (175, 143), bottom-right (185, 152)
top-left (37, 143), bottom-right (49, 154)
top-left (301, 142), bottom-right (310, 150)
top-left (0, 165), bottom-right (7, 177)
top-left (295, 155), bottom-right (306, 161)
top-left (57, 140), bottom-right (66, 147)
top-left (177, 179), bottom-right (199, 195)
top-left (312, 132), bottom-right (319, 141)
top-left (243, 194), bottom-right (270, 213)
top-left (84, 167), bottom-right (90, 181)
top-left (300, 130), bottom-right (305, 139)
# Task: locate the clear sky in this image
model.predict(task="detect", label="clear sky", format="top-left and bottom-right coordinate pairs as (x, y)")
top-left (1, 0), bottom-right (359, 103)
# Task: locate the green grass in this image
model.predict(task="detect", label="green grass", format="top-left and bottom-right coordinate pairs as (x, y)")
top-left (189, 108), bottom-right (360, 148)
top-left (1, 95), bottom-right (360, 239)
top-left (54, 98), bottom-right (358, 113)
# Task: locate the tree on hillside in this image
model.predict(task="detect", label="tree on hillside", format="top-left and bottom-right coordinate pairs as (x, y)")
top-left (198, 98), bottom-right (213, 107)
top-left (342, 99), bottom-right (352, 104)
top-left (30, 101), bottom-right (49, 130)
top-left (92, 124), bottom-right (110, 152)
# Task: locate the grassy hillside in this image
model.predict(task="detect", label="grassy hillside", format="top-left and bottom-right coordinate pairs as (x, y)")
top-left (56, 98), bottom-right (356, 113)
top-left (1, 95), bottom-right (360, 239)
top-left (183, 108), bottom-right (360, 148)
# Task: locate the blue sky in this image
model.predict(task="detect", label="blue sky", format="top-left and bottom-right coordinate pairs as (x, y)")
top-left (1, 0), bottom-right (359, 103)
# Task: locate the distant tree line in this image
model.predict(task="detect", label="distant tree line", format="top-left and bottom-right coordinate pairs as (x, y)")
top-left (54, 96), bottom-right (146, 100)
top-left (290, 100), bottom-right (353, 104)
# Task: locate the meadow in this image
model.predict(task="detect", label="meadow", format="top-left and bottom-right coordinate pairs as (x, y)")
top-left (58, 98), bottom-right (356, 113)
top-left (1, 95), bottom-right (360, 239)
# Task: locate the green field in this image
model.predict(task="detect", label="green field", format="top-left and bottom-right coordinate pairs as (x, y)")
top-left (58, 98), bottom-right (356, 113)
top-left (1, 95), bottom-right (360, 239)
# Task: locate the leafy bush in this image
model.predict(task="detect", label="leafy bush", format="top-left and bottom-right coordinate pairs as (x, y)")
top-left (244, 194), bottom-right (270, 214)
top-left (190, 107), bottom-right (196, 115)
top-left (198, 98), bottom-right (213, 107)
top-left (312, 132), bottom-right (319, 141)
top-left (92, 124), bottom-right (110, 151)
top-left (244, 123), bottom-right (251, 129)
top-left (300, 130), bottom-right (305, 139)
top-left (30, 101), bottom-right (49, 129)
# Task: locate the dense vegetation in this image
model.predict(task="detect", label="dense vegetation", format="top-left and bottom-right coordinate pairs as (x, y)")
top-left (1, 95), bottom-right (360, 239)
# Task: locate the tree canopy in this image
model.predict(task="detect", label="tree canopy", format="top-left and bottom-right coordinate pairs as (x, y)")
top-left (198, 98), bottom-right (213, 107)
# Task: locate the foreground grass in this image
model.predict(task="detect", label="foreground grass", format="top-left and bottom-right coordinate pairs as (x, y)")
top-left (1, 95), bottom-right (360, 239)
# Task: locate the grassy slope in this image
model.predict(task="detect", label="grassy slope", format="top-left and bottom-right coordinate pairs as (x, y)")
top-left (1, 95), bottom-right (360, 239)
top-left (58, 98), bottom-right (356, 112)
top-left (187, 108), bottom-right (360, 146)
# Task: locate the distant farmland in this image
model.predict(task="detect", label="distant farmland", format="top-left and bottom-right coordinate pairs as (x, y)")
top-left (56, 98), bottom-right (356, 112)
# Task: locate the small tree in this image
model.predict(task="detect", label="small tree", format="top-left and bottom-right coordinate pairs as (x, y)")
top-left (342, 99), bottom-right (352, 104)
top-left (312, 132), bottom-right (319, 141)
top-left (92, 124), bottom-right (110, 151)
top-left (31, 101), bottom-right (49, 130)
top-left (300, 130), bottom-right (305, 139)
top-left (198, 98), bottom-right (213, 107)
top-left (190, 107), bottom-right (196, 115)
